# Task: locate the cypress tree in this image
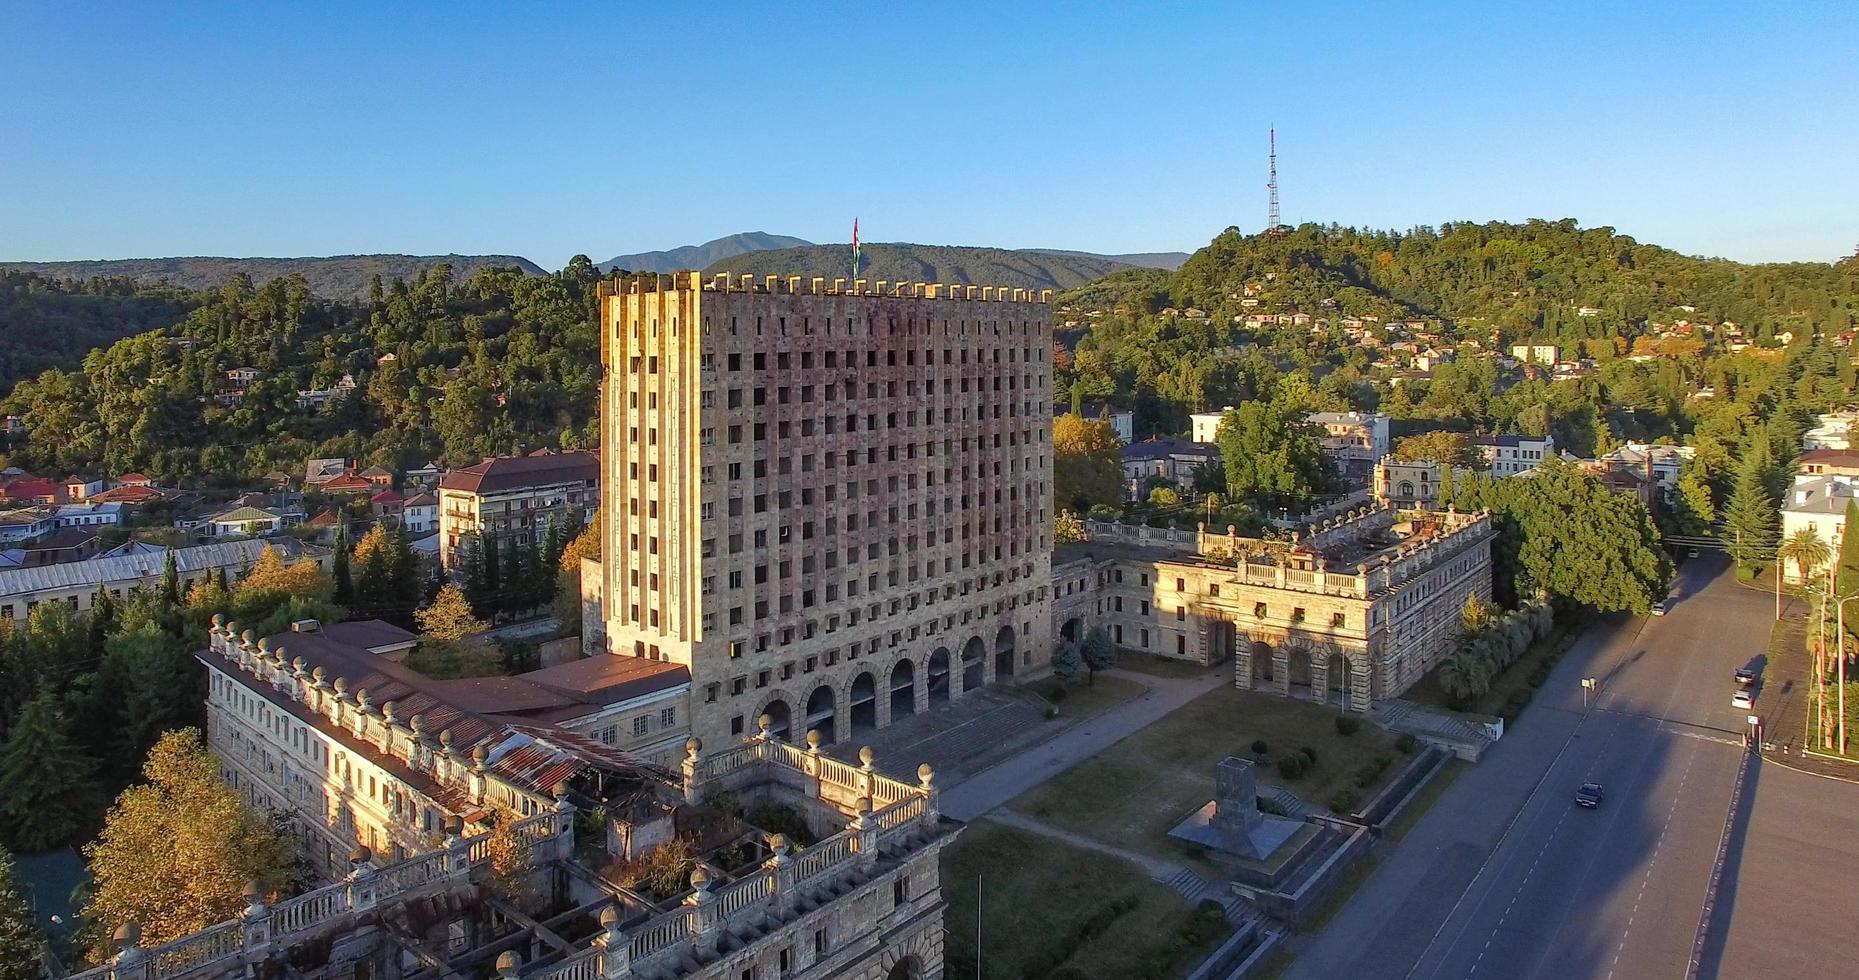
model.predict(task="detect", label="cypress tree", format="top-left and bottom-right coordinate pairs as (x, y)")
top-left (1835, 499), bottom-right (1859, 602)
top-left (482, 532), bottom-right (501, 609)
top-left (158, 549), bottom-right (180, 609)
top-left (0, 686), bottom-right (98, 852)
top-left (331, 522), bottom-right (353, 607)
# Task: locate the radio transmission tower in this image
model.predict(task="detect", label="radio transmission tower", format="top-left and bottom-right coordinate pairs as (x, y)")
top-left (1266, 128), bottom-right (1282, 235)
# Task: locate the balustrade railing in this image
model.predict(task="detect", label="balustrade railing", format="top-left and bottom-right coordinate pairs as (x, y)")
top-left (815, 756), bottom-right (863, 790)
top-left (269, 887), bottom-right (346, 935)
top-left (145, 925), bottom-right (243, 979)
top-left (526, 947), bottom-right (601, 980)
top-left (627, 910), bottom-right (693, 960)
top-left (790, 832), bottom-right (855, 884)
top-left (875, 796), bottom-right (924, 833)
top-left (67, 812), bottom-right (564, 980)
top-left (715, 871), bottom-right (772, 918)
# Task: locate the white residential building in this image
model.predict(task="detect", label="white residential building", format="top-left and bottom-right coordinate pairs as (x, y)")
top-left (1781, 474), bottom-right (1857, 584)
top-left (1306, 411), bottom-right (1391, 479)
top-left (1472, 434), bottom-right (1557, 477)
top-left (1803, 411), bottom-right (1859, 451)
top-left (1190, 407), bottom-right (1234, 445)
top-left (1509, 344), bottom-right (1559, 367)
top-left (55, 502), bottom-right (122, 527)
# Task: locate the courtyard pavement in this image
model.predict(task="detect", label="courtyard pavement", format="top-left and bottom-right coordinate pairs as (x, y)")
top-left (939, 666), bottom-right (1231, 821)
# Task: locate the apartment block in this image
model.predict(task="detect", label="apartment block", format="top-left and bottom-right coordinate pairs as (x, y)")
top-left (597, 272), bottom-right (1056, 750)
top-left (437, 450), bottom-right (598, 571)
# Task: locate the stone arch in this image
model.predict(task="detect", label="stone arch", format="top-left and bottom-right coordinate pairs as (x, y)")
top-left (804, 684), bottom-right (837, 745)
top-left (1398, 480), bottom-right (1416, 499)
top-left (993, 624), bottom-right (1017, 682)
top-left (848, 671), bottom-right (878, 736)
top-left (890, 658), bottom-right (917, 721)
top-left (1059, 616), bottom-right (1082, 646)
top-left (926, 647), bottom-right (952, 706)
top-left (886, 957), bottom-right (923, 980)
top-left (1284, 642), bottom-right (1313, 689)
top-left (754, 694), bottom-right (795, 743)
top-left (960, 635), bottom-right (987, 694)
top-left (1247, 635), bottom-right (1276, 682)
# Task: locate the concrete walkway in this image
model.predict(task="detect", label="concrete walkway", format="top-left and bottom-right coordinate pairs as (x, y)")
top-left (940, 666), bottom-right (1230, 821)
top-left (983, 809), bottom-right (1182, 878)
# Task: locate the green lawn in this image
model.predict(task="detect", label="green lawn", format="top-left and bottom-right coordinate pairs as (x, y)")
top-left (1011, 685), bottom-right (1402, 862)
top-left (1029, 673), bottom-right (1148, 719)
top-left (941, 822), bottom-right (1230, 980)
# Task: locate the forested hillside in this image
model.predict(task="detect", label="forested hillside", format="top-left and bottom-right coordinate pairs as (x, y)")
top-left (600, 232), bottom-right (811, 273)
top-left (705, 242), bottom-right (1137, 291)
top-left (0, 273), bottom-right (201, 389)
top-left (1070, 219), bottom-right (1859, 341)
top-left (1, 259), bottom-right (603, 484)
top-left (0, 254), bottom-right (546, 300)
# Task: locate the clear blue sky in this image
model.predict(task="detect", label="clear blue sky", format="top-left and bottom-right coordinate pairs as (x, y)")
top-left (4, 1), bottom-right (1856, 269)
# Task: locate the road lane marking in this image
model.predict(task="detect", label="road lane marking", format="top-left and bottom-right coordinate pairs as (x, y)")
top-left (1604, 738), bottom-right (1699, 980)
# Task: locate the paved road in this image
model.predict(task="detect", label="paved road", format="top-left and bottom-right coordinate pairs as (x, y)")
top-left (1289, 553), bottom-right (1849, 980)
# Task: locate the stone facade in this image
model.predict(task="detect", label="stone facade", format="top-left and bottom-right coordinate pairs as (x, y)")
top-left (597, 272), bottom-right (1055, 752)
top-left (1054, 506), bottom-right (1494, 712)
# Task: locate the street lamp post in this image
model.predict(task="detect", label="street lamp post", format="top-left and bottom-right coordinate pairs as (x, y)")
top-left (1837, 595), bottom-right (1858, 754)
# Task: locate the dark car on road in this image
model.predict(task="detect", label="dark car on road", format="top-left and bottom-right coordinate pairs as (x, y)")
top-left (1736, 667), bottom-right (1756, 686)
top-left (1575, 782), bottom-right (1605, 808)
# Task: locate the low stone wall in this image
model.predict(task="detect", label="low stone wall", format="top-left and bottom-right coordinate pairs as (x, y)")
top-left (1245, 823), bottom-right (1374, 927)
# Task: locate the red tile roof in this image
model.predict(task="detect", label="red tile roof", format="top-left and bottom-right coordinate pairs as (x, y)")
top-left (322, 474), bottom-right (373, 492)
top-left (439, 451), bottom-right (598, 495)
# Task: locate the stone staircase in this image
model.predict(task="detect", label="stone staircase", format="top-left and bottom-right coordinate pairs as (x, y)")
top-left (1374, 698), bottom-right (1498, 758)
top-left (1260, 785), bottom-right (1320, 819)
top-left (1159, 868), bottom-right (1250, 924)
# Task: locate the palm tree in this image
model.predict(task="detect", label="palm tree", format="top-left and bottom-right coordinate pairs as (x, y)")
top-left (1781, 526), bottom-right (1833, 587)
top-left (1437, 649), bottom-right (1491, 706)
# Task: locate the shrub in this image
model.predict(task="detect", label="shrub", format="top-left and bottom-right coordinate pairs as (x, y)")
top-left (1048, 685), bottom-right (1068, 702)
top-left (1250, 739), bottom-right (1269, 755)
top-left (1396, 733), bottom-right (1418, 754)
top-left (1256, 795), bottom-right (1292, 816)
top-left (1335, 716), bottom-right (1362, 736)
top-left (1329, 788), bottom-right (1362, 814)
top-left (1276, 754), bottom-right (1307, 779)
top-left (1299, 745), bottom-right (1318, 764)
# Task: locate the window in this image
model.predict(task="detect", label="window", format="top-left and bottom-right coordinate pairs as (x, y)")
top-left (661, 707), bottom-right (676, 726)
top-left (633, 717), bottom-right (649, 736)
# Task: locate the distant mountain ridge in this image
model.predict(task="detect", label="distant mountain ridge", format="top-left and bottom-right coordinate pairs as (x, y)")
top-left (0, 254), bottom-right (545, 300)
top-left (703, 242), bottom-right (1154, 292)
top-left (600, 232), bottom-right (812, 273)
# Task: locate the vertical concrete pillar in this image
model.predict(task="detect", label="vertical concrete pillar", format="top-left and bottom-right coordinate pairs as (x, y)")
top-left (1273, 647), bottom-right (1291, 696)
top-left (1309, 657), bottom-right (1331, 704)
top-left (1234, 642), bottom-right (1254, 690)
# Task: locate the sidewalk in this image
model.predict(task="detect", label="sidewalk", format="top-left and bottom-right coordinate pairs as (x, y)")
top-left (1756, 595), bottom-right (1859, 781)
top-left (940, 666), bottom-right (1230, 821)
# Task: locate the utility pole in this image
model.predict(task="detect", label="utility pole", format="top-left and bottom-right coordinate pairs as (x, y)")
top-left (1266, 128), bottom-right (1281, 235)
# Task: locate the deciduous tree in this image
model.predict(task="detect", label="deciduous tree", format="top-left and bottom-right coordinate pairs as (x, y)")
top-left (1053, 413), bottom-right (1124, 512)
top-left (83, 729), bottom-right (296, 952)
top-left (416, 584), bottom-right (487, 642)
top-left (1215, 402), bottom-right (1332, 511)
